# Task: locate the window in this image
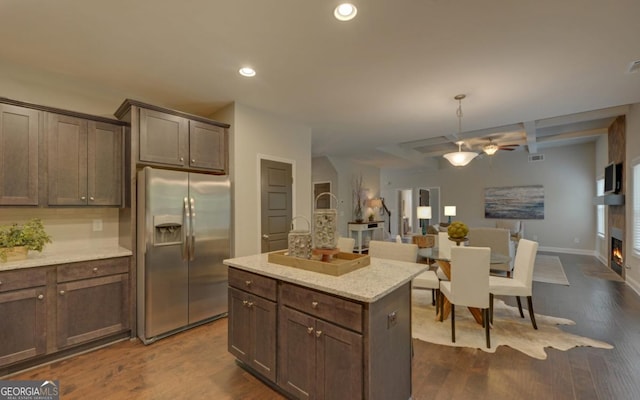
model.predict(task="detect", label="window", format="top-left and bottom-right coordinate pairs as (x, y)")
top-left (634, 159), bottom-right (640, 255)
top-left (597, 178), bottom-right (604, 237)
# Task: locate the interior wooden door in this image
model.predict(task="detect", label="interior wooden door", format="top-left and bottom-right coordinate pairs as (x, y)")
top-left (260, 159), bottom-right (292, 253)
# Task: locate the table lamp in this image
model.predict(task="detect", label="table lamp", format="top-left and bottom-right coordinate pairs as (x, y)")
top-left (417, 206), bottom-right (432, 235)
top-left (444, 206), bottom-right (456, 224)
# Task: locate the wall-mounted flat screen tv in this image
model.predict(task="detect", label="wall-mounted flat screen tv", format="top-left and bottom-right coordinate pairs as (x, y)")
top-left (604, 162), bottom-right (622, 194)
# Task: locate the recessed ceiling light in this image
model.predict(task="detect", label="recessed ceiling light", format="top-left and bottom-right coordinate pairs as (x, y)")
top-left (334, 3), bottom-right (357, 21)
top-left (239, 67), bottom-right (256, 77)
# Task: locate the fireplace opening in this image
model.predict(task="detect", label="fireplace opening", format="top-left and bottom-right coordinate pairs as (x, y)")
top-left (610, 234), bottom-right (623, 276)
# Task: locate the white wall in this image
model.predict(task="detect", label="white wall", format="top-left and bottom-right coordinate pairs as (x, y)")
top-left (625, 104), bottom-right (640, 293)
top-left (381, 143), bottom-right (597, 252)
top-left (213, 103), bottom-right (312, 257)
top-left (325, 157), bottom-right (381, 237)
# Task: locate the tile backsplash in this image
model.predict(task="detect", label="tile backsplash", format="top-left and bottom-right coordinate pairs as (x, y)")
top-left (0, 208), bottom-right (120, 250)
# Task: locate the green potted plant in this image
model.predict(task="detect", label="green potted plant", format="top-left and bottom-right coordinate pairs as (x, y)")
top-left (0, 218), bottom-right (52, 262)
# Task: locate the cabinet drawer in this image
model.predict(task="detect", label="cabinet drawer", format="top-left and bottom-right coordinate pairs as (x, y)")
top-left (0, 268), bottom-right (47, 293)
top-left (280, 283), bottom-right (363, 333)
top-left (228, 268), bottom-right (276, 301)
top-left (57, 257), bottom-right (129, 283)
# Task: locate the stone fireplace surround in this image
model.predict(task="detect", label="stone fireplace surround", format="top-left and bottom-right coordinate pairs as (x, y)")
top-left (607, 116), bottom-right (626, 278)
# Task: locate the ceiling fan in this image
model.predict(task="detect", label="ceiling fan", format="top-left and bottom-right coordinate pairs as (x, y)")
top-left (482, 138), bottom-right (519, 155)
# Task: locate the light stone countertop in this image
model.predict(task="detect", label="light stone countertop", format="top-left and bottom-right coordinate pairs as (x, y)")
top-left (0, 245), bottom-right (132, 272)
top-left (224, 253), bottom-right (428, 303)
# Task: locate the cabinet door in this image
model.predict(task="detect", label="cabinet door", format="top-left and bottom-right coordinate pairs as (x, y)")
top-left (0, 287), bottom-right (47, 366)
top-left (250, 293), bottom-right (277, 382)
top-left (228, 287), bottom-right (252, 363)
top-left (88, 121), bottom-right (122, 205)
top-left (56, 273), bottom-right (129, 349)
top-left (189, 121), bottom-right (226, 172)
top-left (278, 306), bottom-right (316, 399)
top-left (0, 104), bottom-right (40, 205)
top-left (139, 108), bottom-right (188, 167)
top-left (316, 320), bottom-right (363, 400)
top-left (228, 287), bottom-right (277, 382)
top-left (47, 113), bottom-right (88, 205)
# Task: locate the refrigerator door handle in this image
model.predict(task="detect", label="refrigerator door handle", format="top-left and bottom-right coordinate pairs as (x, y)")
top-left (183, 197), bottom-right (190, 261)
top-left (189, 197), bottom-right (196, 261)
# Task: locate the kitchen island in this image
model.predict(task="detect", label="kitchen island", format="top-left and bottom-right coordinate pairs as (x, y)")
top-left (224, 253), bottom-right (427, 400)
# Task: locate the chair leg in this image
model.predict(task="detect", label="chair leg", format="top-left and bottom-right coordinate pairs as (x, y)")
top-left (485, 308), bottom-right (491, 348)
top-left (451, 304), bottom-right (456, 343)
top-left (516, 296), bottom-right (525, 318)
top-left (527, 296), bottom-right (538, 330)
top-left (489, 293), bottom-right (494, 324)
top-left (439, 291), bottom-right (444, 322)
top-left (431, 289), bottom-right (436, 306)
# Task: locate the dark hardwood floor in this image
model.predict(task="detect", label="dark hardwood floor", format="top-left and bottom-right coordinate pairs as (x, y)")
top-left (5, 253), bottom-right (640, 399)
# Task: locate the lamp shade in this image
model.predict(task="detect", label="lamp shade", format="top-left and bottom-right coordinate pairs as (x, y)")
top-left (417, 206), bottom-right (432, 219)
top-left (368, 198), bottom-right (383, 208)
top-left (443, 151), bottom-right (478, 166)
top-left (444, 206), bottom-right (456, 217)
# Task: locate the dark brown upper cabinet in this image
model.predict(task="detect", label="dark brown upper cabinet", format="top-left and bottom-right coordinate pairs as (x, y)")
top-left (0, 104), bottom-right (40, 205)
top-left (47, 113), bottom-right (123, 206)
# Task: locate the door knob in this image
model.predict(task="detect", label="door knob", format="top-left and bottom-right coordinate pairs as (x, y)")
top-left (37, 294), bottom-right (44, 300)
top-left (262, 234), bottom-right (269, 239)
top-left (59, 290), bottom-right (65, 295)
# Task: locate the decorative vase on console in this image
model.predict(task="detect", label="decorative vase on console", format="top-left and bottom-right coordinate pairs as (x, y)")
top-left (354, 205), bottom-right (364, 223)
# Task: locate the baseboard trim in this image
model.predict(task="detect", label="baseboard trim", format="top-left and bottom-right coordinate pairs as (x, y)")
top-left (626, 275), bottom-right (640, 296)
top-left (537, 246), bottom-right (597, 256)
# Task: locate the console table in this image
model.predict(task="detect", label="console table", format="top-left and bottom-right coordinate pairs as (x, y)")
top-left (348, 221), bottom-right (384, 254)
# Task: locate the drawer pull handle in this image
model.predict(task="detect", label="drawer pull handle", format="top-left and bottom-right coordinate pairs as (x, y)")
top-left (180, 157), bottom-right (184, 162)
top-left (59, 290), bottom-right (65, 295)
top-left (90, 196), bottom-right (95, 201)
top-left (311, 301), bottom-right (319, 309)
top-left (191, 159), bottom-right (196, 163)
top-left (37, 294), bottom-right (44, 300)
top-left (245, 280), bottom-right (252, 287)
top-left (81, 196), bottom-right (86, 201)
top-left (315, 330), bottom-right (322, 338)
top-left (93, 267), bottom-right (98, 272)
top-left (307, 327), bottom-right (314, 334)
top-left (247, 302), bottom-right (254, 308)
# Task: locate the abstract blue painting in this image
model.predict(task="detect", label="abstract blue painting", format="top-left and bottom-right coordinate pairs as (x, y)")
top-left (484, 185), bottom-right (544, 220)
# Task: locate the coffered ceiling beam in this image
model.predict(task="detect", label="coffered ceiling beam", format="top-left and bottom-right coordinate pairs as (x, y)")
top-left (523, 121), bottom-right (537, 153)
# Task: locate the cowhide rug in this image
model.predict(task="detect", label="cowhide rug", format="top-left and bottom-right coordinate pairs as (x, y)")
top-left (412, 290), bottom-right (613, 360)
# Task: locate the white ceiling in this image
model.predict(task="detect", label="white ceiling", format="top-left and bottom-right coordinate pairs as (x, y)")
top-left (1, 0), bottom-right (639, 168)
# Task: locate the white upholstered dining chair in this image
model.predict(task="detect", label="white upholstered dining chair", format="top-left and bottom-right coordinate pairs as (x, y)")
top-left (336, 237), bottom-right (355, 253)
top-left (439, 246), bottom-right (491, 348)
top-left (489, 239), bottom-right (539, 329)
top-left (467, 227), bottom-right (514, 277)
top-left (368, 240), bottom-right (440, 307)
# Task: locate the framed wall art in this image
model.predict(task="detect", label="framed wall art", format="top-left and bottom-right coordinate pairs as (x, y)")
top-left (484, 185), bottom-right (544, 220)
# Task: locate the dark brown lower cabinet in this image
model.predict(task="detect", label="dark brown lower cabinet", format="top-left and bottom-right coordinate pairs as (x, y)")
top-left (228, 286), bottom-right (277, 381)
top-left (278, 306), bottom-right (363, 400)
top-left (0, 286), bottom-right (47, 366)
top-left (56, 273), bottom-right (129, 349)
top-left (0, 257), bottom-right (131, 370)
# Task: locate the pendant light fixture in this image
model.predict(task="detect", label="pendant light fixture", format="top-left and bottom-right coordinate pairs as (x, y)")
top-left (443, 94), bottom-right (478, 167)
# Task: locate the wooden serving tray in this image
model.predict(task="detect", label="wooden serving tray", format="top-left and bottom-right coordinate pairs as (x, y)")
top-left (267, 250), bottom-right (370, 276)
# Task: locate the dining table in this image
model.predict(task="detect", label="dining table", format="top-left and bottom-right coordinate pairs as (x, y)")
top-left (417, 247), bottom-right (511, 324)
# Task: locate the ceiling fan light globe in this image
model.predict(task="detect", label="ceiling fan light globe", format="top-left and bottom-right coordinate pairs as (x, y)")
top-left (483, 143), bottom-right (499, 155)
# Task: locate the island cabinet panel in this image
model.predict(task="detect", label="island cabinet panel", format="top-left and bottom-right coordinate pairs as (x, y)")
top-left (228, 287), bottom-right (277, 381)
top-left (47, 113), bottom-right (123, 206)
top-left (228, 268), bottom-right (277, 382)
top-left (56, 258), bottom-right (130, 349)
top-left (139, 108), bottom-right (188, 167)
top-left (0, 268), bottom-right (47, 367)
top-left (278, 301), bottom-right (364, 400)
top-left (0, 104), bottom-right (40, 205)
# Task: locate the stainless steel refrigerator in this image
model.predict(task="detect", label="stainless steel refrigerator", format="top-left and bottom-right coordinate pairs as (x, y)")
top-left (137, 166), bottom-right (230, 344)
